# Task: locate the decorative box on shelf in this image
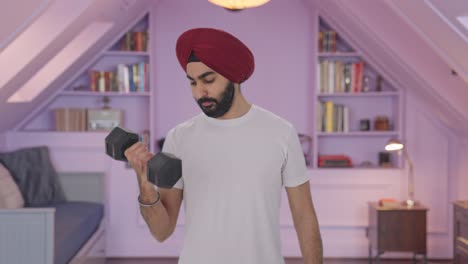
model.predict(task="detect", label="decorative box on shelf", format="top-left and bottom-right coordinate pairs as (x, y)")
top-left (87, 109), bottom-right (123, 132)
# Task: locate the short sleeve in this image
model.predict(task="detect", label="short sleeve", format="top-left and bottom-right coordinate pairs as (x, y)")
top-left (162, 128), bottom-right (184, 190)
top-left (281, 126), bottom-right (310, 187)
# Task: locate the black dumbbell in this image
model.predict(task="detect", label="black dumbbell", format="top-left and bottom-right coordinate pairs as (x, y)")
top-left (105, 126), bottom-right (182, 188)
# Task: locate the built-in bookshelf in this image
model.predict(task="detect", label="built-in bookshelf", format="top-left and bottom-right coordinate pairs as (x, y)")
top-left (312, 17), bottom-right (402, 169)
top-left (19, 13), bottom-right (152, 144)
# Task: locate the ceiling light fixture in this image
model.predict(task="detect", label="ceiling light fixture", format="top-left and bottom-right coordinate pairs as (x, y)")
top-left (208, 0), bottom-right (270, 11)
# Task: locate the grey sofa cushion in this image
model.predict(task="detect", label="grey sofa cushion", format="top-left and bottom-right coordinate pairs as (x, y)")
top-left (0, 146), bottom-right (67, 206)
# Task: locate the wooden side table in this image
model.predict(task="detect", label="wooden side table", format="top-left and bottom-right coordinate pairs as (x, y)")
top-left (367, 202), bottom-right (428, 264)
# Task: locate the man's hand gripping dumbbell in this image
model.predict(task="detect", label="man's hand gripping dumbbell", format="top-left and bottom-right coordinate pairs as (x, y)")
top-left (105, 126), bottom-right (182, 205)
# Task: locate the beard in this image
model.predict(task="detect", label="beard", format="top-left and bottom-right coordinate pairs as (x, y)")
top-left (196, 81), bottom-right (235, 118)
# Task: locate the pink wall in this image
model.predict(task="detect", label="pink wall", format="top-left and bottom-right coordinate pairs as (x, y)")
top-left (152, 0), bottom-right (313, 139)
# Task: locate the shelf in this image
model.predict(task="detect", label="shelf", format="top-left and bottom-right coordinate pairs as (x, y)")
top-left (317, 131), bottom-right (399, 137)
top-left (315, 16), bottom-right (403, 170)
top-left (318, 52), bottom-right (361, 58)
top-left (8, 131), bottom-right (108, 148)
top-left (60, 91), bottom-right (150, 97)
top-left (317, 92), bottom-right (399, 97)
top-left (103, 51), bottom-right (149, 56)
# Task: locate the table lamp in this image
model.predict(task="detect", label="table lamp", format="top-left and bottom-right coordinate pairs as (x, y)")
top-left (385, 139), bottom-right (415, 207)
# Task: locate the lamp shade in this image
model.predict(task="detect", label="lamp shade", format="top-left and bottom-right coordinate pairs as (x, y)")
top-left (385, 139), bottom-right (404, 152)
top-left (208, 0), bottom-right (270, 10)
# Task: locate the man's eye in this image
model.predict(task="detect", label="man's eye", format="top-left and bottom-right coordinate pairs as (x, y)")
top-left (204, 79), bottom-right (215, 84)
top-left (190, 82), bottom-right (196, 86)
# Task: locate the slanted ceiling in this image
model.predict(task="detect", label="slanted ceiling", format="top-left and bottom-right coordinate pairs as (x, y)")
top-left (0, 0), bottom-right (52, 51)
top-left (0, 0), bottom-right (153, 132)
top-left (309, 0), bottom-right (468, 135)
top-left (1, 0), bottom-right (468, 135)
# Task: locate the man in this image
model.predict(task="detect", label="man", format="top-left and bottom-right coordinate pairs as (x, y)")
top-left (124, 28), bottom-right (323, 264)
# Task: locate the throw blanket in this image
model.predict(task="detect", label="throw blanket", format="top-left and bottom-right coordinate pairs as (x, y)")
top-left (0, 146), bottom-right (67, 207)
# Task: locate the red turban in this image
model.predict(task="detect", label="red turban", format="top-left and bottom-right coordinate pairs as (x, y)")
top-left (176, 28), bottom-right (255, 83)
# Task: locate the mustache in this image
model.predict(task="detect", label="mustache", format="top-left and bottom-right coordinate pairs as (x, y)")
top-left (197, 97), bottom-right (218, 104)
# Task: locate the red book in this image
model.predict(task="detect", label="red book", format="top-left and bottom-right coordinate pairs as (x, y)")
top-left (352, 63), bottom-right (360, 93)
top-left (89, 71), bottom-right (98, 92)
top-left (133, 32), bottom-right (140, 52)
top-left (357, 61), bottom-right (364, 92)
top-left (378, 198), bottom-right (400, 208)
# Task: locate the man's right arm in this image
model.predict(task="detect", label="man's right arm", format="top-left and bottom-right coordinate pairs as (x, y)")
top-left (139, 181), bottom-right (183, 242)
top-left (124, 142), bottom-right (183, 242)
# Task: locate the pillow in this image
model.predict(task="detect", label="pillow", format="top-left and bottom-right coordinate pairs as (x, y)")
top-left (0, 162), bottom-right (25, 208)
top-left (0, 146), bottom-right (67, 207)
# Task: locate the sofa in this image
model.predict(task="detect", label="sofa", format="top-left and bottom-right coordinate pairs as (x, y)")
top-left (0, 146), bottom-right (105, 264)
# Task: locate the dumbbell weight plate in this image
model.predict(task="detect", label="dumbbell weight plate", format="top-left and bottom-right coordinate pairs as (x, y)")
top-left (105, 126), bottom-right (139, 162)
top-left (147, 152), bottom-right (182, 188)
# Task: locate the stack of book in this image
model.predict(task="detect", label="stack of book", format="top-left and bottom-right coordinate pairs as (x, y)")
top-left (53, 108), bottom-right (87, 131)
top-left (118, 31), bottom-right (149, 52)
top-left (318, 30), bottom-right (337, 52)
top-left (317, 101), bottom-right (349, 133)
top-left (317, 60), bottom-right (365, 94)
top-left (89, 62), bottom-right (149, 93)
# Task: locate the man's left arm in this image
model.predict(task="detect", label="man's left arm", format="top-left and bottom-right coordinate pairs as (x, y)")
top-left (286, 181), bottom-right (323, 264)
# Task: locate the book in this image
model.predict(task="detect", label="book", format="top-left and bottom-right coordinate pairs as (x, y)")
top-left (378, 198), bottom-right (400, 208)
top-left (325, 101), bottom-right (334, 132)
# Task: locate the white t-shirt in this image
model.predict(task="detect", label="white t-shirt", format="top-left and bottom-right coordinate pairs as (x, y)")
top-left (162, 104), bottom-right (310, 264)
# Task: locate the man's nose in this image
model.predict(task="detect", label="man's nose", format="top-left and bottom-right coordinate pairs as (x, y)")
top-left (196, 83), bottom-right (209, 97)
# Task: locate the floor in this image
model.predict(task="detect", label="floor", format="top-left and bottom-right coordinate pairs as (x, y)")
top-left (106, 258), bottom-right (453, 264)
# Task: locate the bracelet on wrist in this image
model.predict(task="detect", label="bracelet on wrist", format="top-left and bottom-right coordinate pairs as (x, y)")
top-left (138, 191), bottom-right (160, 207)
